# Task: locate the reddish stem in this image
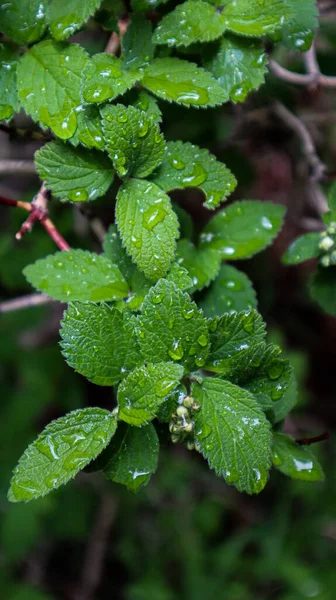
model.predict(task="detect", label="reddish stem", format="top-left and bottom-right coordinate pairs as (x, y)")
top-left (296, 432), bottom-right (329, 446)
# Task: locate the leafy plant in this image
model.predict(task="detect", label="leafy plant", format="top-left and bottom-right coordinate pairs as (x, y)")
top-left (283, 183), bottom-right (336, 316)
top-left (0, 0), bottom-right (324, 504)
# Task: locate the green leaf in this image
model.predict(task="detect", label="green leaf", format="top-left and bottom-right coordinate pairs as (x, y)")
top-left (142, 57), bottom-right (228, 108)
top-left (103, 422), bottom-right (159, 491)
top-left (69, 105), bottom-right (104, 150)
top-left (271, 371), bottom-right (298, 424)
top-left (199, 264), bottom-right (257, 317)
top-left (103, 225), bottom-right (191, 310)
top-left (200, 200), bottom-right (285, 259)
top-left (310, 266), bottom-right (336, 316)
top-left (125, 89), bottom-right (162, 124)
top-left (60, 303), bottom-right (141, 386)
top-left (203, 36), bottom-right (268, 103)
top-left (153, 0), bottom-right (226, 47)
top-left (222, 0), bottom-right (294, 37)
top-left (35, 141), bottom-right (114, 203)
top-left (17, 41), bottom-right (88, 140)
top-left (118, 362), bottom-right (184, 426)
top-left (132, 0), bottom-right (169, 10)
top-left (46, 0), bottom-right (102, 40)
top-left (94, 0), bottom-right (124, 31)
top-left (8, 408), bottom-right (117, 502)
top-left (101, 104), bottom-right (165, 179)
top-left (0, 0), bottom-right (47, 44)
top-left (279, 0), bottom-right (318, 51)
top-left (81, 53), bottom-right (141, 104)
top-left (150, 141), bottom-right (237, 209)
top-left (115, 179), bottom-right (179, 281)
top-left (156, 385), bottom-right (187, 423)
top-left (136, 279), bottom-right (210, 371)
top-left (122, 13), bottom-right (154, 70)
top-left (328, 182), bottom-right (336, 215)
top-left (173, 204), bottom-right (193, 239)
top-left (24, 249), bottom-right (128, 302)
top-left (282, 233), bottom-right (321, 265)
top-left (206, 310), bottom-right (266, 375)
top-left (272, 433), bottom-right (324, 481)
top-left (193, 378), bottom-right (272, 494)
top-left (238, 344), bottom-right (293, 410)
top-left (176, 239), bottom-right (222, 292)
top-left (0, 43), bottom-right (21, 121)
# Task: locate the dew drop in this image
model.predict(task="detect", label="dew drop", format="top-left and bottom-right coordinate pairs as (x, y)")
top-left (168, 339), bottom-right (184, 360)
top-left (68, 188), bottom-right (88, 202)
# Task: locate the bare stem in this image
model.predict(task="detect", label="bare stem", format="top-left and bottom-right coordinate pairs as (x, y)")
top-left (0, 160), bottom-right (36, 174)
top-left (0, 293), bottom-right (53, 314)
top-left (270, 44), bottom-right (336, 89)
top-left (73, 494), bottom-right (117, 600)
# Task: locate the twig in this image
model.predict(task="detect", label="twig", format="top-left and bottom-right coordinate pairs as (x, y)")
top-left (0, 293), bottom-right (53, 314)
top-left (0, 187), bottom-right (71, 251)
top-left (0, 159), bottom-right (36, 174)
top-left (74, 493), bottom-right (117, 600)
top-left (105, 17), bottom-right (130, 55)
top-left (270, 51), bottom-right (336, 89)
top-left (274, 101), bottom-right (326, 183)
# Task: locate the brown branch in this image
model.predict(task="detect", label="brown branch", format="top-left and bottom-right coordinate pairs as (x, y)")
top-left (0, 293), bottom-right (53, 314)
top-left (0, 160), bottom-right (36, 174)
top-left (73, 493), bottom-right (117, 600)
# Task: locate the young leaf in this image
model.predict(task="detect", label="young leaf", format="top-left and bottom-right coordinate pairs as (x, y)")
top-left (24, 249), bottom-right (128, 302)
top-left (200, 200), bottom-right (286, 259)
top-left (60, 303), bottom-right (141, 386)
top-left (193, 378), bottom-right (272, 494)
top-left (282, 232), bottom-right (321, 265)
top-left (205, 310), bottom-right (266, 375)
top-left (0, 43), bottom-right (21, 121)
top-left (136, 279), bottom-right (210, 371)
top-left (118, 362), bottom-right (184, 426)
top-left (101, 104), bottom-right (165, 179)
top-left (0, 0), bottom-right (46, 44)
top-left (115, 179), bottom-right (179, 281)
top-left (272, 433), bottom-right (324, 481)
top-left (17, 40), bottom-right (88, 140)
top-left (142, 57), bottom-right (229, 108)
top-left (35, 141), bottom-right (114, 203)
top-left (153, 0), bottom-right (226, 47)
top-left (199, 264), bottom-right (258, 317)
top-left (46, 0), bottom-right (103, 41)
top-left (310, 266), bottom-right (336, 317)
top-left (279, 0), bottom-right (318, 51)
top-left (8, 408), bottom-right (118, 502)
top-left (69, 105), bottom-right (104, 150)
top-left (203, 36), bottom-right (268, 103)
top-left (222, 0), bottom-right (294, 37)
top-left (81, 53), bottom-right (141, 104)
top-left (150, 141), bottom-right (237, 209)
top-left (176, 239), bottom-right (222, 292)
top-left (103, 422), bottom-right (159, 492)
top-left (122, 13), bottom-right (154, 70)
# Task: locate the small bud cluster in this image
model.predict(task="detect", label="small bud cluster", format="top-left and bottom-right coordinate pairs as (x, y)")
top-left (319, 225), bottom-right (336, 267)
top-left (169, 395), bottom-right (201, 449)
